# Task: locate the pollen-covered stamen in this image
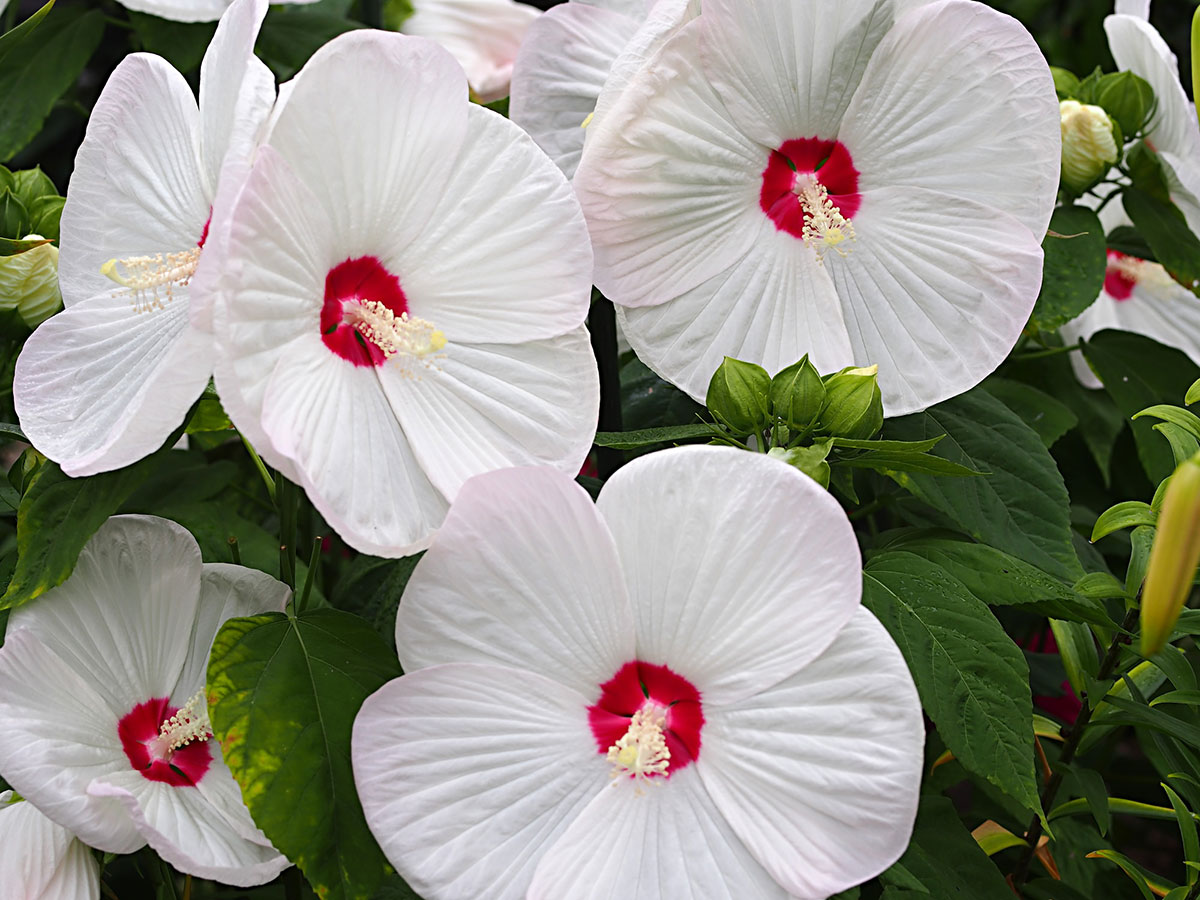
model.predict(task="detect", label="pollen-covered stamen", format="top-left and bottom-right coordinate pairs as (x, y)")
top-left (1108, 252), bottom-right (1177, 293)
top-left (342, 299), bottom-right (447, 362)
top-left (149, 690), bottom-right (212, 757)
top-left (794, 174), bottom-right (855, 262)
top-left (100, 248), bottom-right (202, 314)
top-left (607, 706), bottom-right (670, 787)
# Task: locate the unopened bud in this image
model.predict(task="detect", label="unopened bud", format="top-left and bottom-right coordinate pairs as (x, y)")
top-left (1096, 70), bottom-right (1154, 138)
top-left (819, 365), bottom-right (883, 440)
top-left (0, 235), bottom-right (61, 328)
top-left (706, 357), bottom-right (771, 435)
top-left (1060, 100), bottom-right (1119, 193)
top-left (1141, 452), bottom-right (1200, 655)
top-left (770, 355), bottom-right (826, 431)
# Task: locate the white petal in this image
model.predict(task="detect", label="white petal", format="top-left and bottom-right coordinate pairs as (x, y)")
top-left (509, 2), bottom-right (641, 177)
top-left (595, 446), bottom-right (862, 707)
top-left (88, 769), bottom-right (288, 886)
top-left (403, 0), bottom-right (540, 102)
top-left (172, 564), bottom-right (291, 703)
top-left (58, 54), bottom-right (208, 308)
top-left (392, 104), bottom-right (592, 344)
top-left (698, 608), bottom-right (924, 899)
top-left (262, 30), bottom-right (468, 262)
top-left (1114, 0), bottom-right (1150, 17)
top-left (352, 663), bottom-right (606, 900)
top-left (574, 22), bottom-right (765, 308)
top-left (7, 516), bottom-right (204, 716)
top-left (1159, 150), bottom-right (1200, 241)
top-left (839, 0), bottom-right (1061, 237)
top-left (14, 288), bottom-right (212, 477)
top-left (0, 793), bottom-right (101, 900)
top-left (823, 185), bottom-right (1044, 416)
top-left (396, 467), bottom-right (635, 696)
top-left (617, 221), bottom-right (853, 404)
top-left (0, 630), bottom-right (142, 854)
top-left (698, 0), bottom-right (894, 146)
top-left (1106, 14), bottom-right (1200, 163)
top-left (384, 329), bottom-right (599, 501)
top-left (528, 765), bottom-right (789, 900)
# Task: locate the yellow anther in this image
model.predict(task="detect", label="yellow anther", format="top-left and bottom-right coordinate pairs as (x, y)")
top-left (607, 707), bottom-right (670, 791)
top-left (581, 111), bottom-right (595, 129)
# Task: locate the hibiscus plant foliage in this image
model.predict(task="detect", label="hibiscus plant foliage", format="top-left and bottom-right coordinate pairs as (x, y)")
top-left (2, 0), bottom-right (1200, 898)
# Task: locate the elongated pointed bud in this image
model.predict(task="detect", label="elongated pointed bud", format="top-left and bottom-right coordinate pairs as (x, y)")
top-left (1141, 452), bottom-right (1200, 655)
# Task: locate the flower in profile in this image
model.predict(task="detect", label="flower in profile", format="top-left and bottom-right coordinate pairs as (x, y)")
top-left (574, 0), bottom-right (1061, 415)
top-left (1105, 2), bottom-right (1200, 236)
top-left (509, 0), bottom-right (697, 178)
top-left (0, 516), bottom-right (291, 885)
top-left (353, 446), bottom-right (924, 899)
top-left (0, 791), bottom-right (100, 899)
top-left (14, 0), bottom-right (273, 476)
top-left (402, 0), bottom-right (540, 102)
top-left (210, 31), bottom-right (597, 557)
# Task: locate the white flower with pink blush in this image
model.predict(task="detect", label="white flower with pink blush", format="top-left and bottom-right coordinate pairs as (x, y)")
top-left (13, 0), bottom-right (273, 477)
top-left (210, 31), bottom-right (598, 557)
top-left (402, 0), bottom-right (540, 102)
top-left (352, 446), bottom-right (924, 899)
top-left (574, 0), bottom-right (1061, 415)
top-left (0, 791), bottom-right (100, 900)
top-left (0, 516), bottom-right (291, 886)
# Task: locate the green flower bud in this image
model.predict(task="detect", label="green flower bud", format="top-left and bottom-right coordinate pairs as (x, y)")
top-left (769, 355), bottom-right (826, 431)
top-left (1096, 70), bottom-right (1154, 139)
top-left (0, 235), bottom-right (62, 328)
top-left (1059, 99), bottom-right (1119, 193)
top-left (819, 364), bottom-right (883, 440)
top-left (706, 356), bottom-right (771, 435)
top-left (1141, 453), bottom-right (1200, 656)
top-left (1050, 66), bottom-right (1080, 98)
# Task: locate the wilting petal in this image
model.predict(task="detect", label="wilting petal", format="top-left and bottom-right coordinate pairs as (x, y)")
top-left (596, 446), bottom-right (862, 706)
top-left (353, 663), bottom-right (605, 900)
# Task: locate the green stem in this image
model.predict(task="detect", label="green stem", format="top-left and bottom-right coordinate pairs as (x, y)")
top-left (227, 536), bottom-right (241, 566)
top-left (241, 437), bottom-right (276, 503)
top-left (1011, 606), bottom-right (1141, 893)
top-left (277, 477), bottom-right (298, 593)
top-left (156, 857), bottom-right (179, 900)
top-left (298, 537), bottom-right (322, 613)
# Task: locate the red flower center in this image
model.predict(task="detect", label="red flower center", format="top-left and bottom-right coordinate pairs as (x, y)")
top-left (760, 138), bottom-right (861, 241)
top-left (118, 698), bottom-right (212, 788)
top-left (321, 256), bottom-right (409, 367)
top-left (588, 661), bottom-right (704, 777)
top-left (1105, 249), bottom-right (1138, 301)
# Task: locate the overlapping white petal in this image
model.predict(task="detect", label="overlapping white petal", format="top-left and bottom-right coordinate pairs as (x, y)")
top-left (353, 663), bottom-right (607, 900)
top-left (402, 0), bottom-right (540, 102)
top-left (0, 516), bottom-right (288, 882)
top-left (0, 792), bottom-right (100, 900)
top-left (214, 30), bottom-right (597, 556)
top-left (577, 0), bottom-right (1059, 414)
top-left (15, 0), bottom-right (272, 475)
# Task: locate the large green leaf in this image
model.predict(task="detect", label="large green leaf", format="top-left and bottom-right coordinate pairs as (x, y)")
top-left (984, 377), bottom-right (1078, 448)
top-left (0, 6), bottom-right (104, 161)
top-left (880, 796), bottom-right (1016, 899)
top-left (883, 385), bottom-right (1083, 582)
top-left (207, 609), bottom-right (402, 900)
top-left (128, 12), bottom-right (215, 73)
top-left (1082, 330), bottom-right (1200, 483)
top-left (0, 453), bottom-right (163, 609)
top-left (256, 6), bottom-right (362, 80)
top-left (1123, 187), bottom-right (1200, 295)
top-left (593, 423), bottom-right (718, 450)
top-left (1030, 205), bottom-right (1107, 332)
top-left (864, 552), bottom-right (1039, 817)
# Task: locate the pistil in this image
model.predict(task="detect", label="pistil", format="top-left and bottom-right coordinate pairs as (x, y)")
top-left (793, 174), bottom-right (855, 262)
top-left (342, 299), bottom-right (446, 362)
top-left (607, 707), bottom-right (670, 789)
top-left (149, 690), bottom-right (211, 758)
top-left (100, 248), bottom-right (202, 313)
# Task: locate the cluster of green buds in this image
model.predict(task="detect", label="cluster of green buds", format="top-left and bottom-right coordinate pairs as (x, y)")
top-left (0, 165), bottom-right (65, 331)
top-left (706, 355), bottom-right (884, 444)
top-left (1052, 66), bottom-right (1155, 195)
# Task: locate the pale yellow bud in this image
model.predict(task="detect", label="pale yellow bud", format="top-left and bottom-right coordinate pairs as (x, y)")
top-left (0, 235), bottom-right (61, 327)
top-left (1060, 100), bottom-right (1119, 193)
top-left (1141, 453), bottom-right (1200, 656)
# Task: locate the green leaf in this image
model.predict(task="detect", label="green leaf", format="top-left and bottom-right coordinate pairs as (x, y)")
top-left (768, 441), bottom-right (831, 488)
top-left (1082, 331), bottom-right (1200, 483)
top-left (0, 188), bottom-right (28, 238)
top-left (1154, 421), bottom-right (1200, 467)
top-left (880, 796), bottom-right (1015, 899)
top-left (330, 552), bottom-right (423, 648)
top-left (0, 6), bottom-right (105, 161)
top-left (1049, 618), bottom-right (1098, 698)
top-left (1099, 693), bottom-right (1200, 750)
top-left (1050, 795), bottom-right (1194, 823)
top-left (1134, 404), bottom-right (1200, 440)
top-left (0, 234), bottom-right (49, 256)
top-left (1124, 187), bottom-right (1200, 295)
top-left (24, 194), bottom-right (61, 241)
top-left (592, 423), bottom-right (718, 450)
top-left (620, 357), bottom-right (706, 431)
top-left (984, 377), bottom-right (1078, 448)
top-left (128, 12), bottom-right (216, 73)
top-left (837, 449), bottom-right (982, 478)
top-left (183, 389), bottom-right (233, 434)
top-left (256, 7), bottom-right (363, 80)
top-left (881, 537), bottom-right (1109, 626)
top-left (830, 436), bottom-right (943, 452)
top-left (1187, 377), bottom-right (1200, 406)
top-left (0, 454), bottom-right (164, 609)
top-left (1107, 224), bottom-right (1156, 261)
top-left (1086, 849), bottom-right (1177, 899)
top-left (0, 0), bottom-right (53, 67)
top-left (884, 385), bottom-right (1083, 582)
top-left (1092, 500), bottom-right (1157, 541)
top-left (1073, 571), bottom-right (1129, 601)
top-left (207, 608), bottom-right (402, 900)
top-left (1030, 205), bottom-right (1108, 331)
top-left (863, 553), bottom-right (1040, 817)
top-left (1163, 783), bottom-right (1200, 884)
top-left (1066, 762), bottom-right (1111, 836)
top-left (1152, 691), bottom-right (1200, 707)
